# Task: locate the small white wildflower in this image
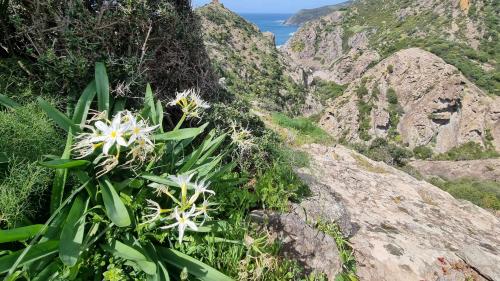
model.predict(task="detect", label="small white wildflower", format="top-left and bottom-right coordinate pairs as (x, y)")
top-left (188, 180), bottom-right (215, 204)
top-left (194, 199), bottom-right (215, 225)
top-left (168, 89), bottom-right (210, 119)
top-left (161, 205), bottom-right (198, 242)
top-left (123, 111), bottom-right (159, 145)
top-left (94, 112), bottom-right (129, 155)
top-left (230, 123), bottom-right (254, 151)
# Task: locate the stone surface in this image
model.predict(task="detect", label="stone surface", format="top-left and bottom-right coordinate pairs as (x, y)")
top-left (320, 48), bottom-right (500, 153)
top-left (297, 143), bottom-right (500, 281)
top-left (409, 159), bottom-right (500, 182)
top-left (250, 207), bottom-right (343, 279)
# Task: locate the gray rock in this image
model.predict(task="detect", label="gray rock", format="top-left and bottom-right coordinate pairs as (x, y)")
top-left (409, 159), bottom-right (500, 182)
top-left (250, 208), bottom-right (343, 279)
top-left (298, 144), bottom-right (500, 281)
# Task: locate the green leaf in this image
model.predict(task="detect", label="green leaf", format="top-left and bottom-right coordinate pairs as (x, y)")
top-left (59, 195), bottom-right (88, 266)
top-left (0, 240), bottom-right (59, 274)
top-left (144, 243), bottom-right (170, 281)
top-left (50, 132), bottom-right (73, 214)
top-left (0, 225), bottom-right (45, 243)
top-left (141, 175), bottom-right (177, 187)
top-left (0, 94), bottom-right (20, 109)
top-left (100, 180), bottom-right (131, 227)
top-left (40, 159), bottom-right (90, 169)
top-left (153, 123), bottom-right (208, 141)
top-left (72, 81), bottom-right (96, 126)
top-left (103, 240), bottom-right (156, 275)
top-left (38, 97), bottom-right (79, 133)
top-left (145, 84), bottom-right (157, 124)
top-left (32, 261), bottom-right (61, 281)
top-left (0, 152), bottom-right (7, 164)
top-left (158, 248), bottom-right (233, 281)
top-left (156, 100), bottom-right (164, 132)
top-left (95, 62), bottom-right (110, 114)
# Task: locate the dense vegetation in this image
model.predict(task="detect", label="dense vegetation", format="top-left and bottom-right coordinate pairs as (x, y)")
top-left (0, 1), bottom-right (321, 280)
top-left (429, 178), bottom-right (500, 210)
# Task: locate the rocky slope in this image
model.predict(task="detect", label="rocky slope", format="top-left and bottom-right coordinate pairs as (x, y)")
top-left (409, 159), bottom-right (500, 182)
top-left (196, 3), bottom-right (304, 114)
top-left (320, 48), bottom-right (500, 152)
top-left (297, 144), bottom-right (500, 280)
top-left (284, 0), bottom-right (498, 94)
top-left (283, 1), bottom-right (352, 26)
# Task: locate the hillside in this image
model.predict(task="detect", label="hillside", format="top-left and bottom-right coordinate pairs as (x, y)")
top-left (320, 48), bottom-right (500, 152)
top-left (284, 0), bottom-right (499, 94)
top-left (196, 3), bottom-right (305, 114)
top-left (283, 1), bottom-right (352, 26)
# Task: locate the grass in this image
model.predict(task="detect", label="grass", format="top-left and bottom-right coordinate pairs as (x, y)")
top-left (317, 221), bottom-right (358, 281)
top-left (271, 112), bottom-right (333, 145)
top-left (429, 178), bottom-right (500, 210)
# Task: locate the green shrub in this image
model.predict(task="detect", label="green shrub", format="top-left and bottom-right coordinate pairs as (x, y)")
top-left (0, 103), bottom-right (64, 161)
top-left (386, 88), bottom-right (398, 105)
top-left (429, 178), bottom-right (500, 210)
top-left (354, 138), bottom-right (413, 167)
top-left (0, 159), bottom-right (52, 227)
top-left (312, 79), bottom-right (347, 105)
top-left (413, 146), bottom-right (433, 160)
top-left (255, 163), bottom-right (310, 211)
top-left (434, 142), bottom-right (499, 161)
top-left (387, 64), bottom-right (394, 73)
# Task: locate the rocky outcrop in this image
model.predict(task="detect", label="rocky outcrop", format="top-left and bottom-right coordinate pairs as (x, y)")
top-left (284, 1), bottom-right (352, 26)
top-left (250, 207), bottom-right (343, 279)
top-left (320, 48), bottom-right (500, 153)
top-left (409, 159), bottom-right (500, 182)
top-left (282, 12), bottom-right (380, 86)
top-left (297, 143), bottom-right (500, 281)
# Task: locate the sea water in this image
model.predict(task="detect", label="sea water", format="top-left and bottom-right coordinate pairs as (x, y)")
top-left (239, 13), bottom-right (298, 47)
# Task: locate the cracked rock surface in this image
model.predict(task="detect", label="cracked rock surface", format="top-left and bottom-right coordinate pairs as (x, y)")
top-left (297, 144), bottom-right (500, 281)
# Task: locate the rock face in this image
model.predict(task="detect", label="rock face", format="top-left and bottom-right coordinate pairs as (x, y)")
top-left (298, 143), bottom-right (500, 281)
top-left (320, 48), bottom-right (500, 153)
top-left (284, 1), bottom-right (352, 26)
top-left (282, 12), bottom-right (379, 86)
top-left (409, 159), bottom-right (500, 182)
top-left (250, 207), bottom-right (343, 279)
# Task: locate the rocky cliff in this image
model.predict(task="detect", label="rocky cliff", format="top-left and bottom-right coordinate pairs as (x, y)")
top-left (283, 1), bottom-right (352, 26)
top-left (196, 3), bottom-right (305, 114)
top-left (320, 48), bottom-right (500, 152)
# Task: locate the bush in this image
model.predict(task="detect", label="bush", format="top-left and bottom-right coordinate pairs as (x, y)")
top-left (429, 178), bottom-right (500, 210)
top-left (386, 88), bottom-right (398, 104)
top-left (354, 138), bottom-right (413, 167)
top-left (434, 142), bottom-right (499, 161)
top-left (0, 103), bottom-right (64, 161)
top-left (271, 112), bottom-right (333, 145)
top-left (413, 146), bottom-right (433, 160)
top-left (312, 79), bottom-right (347, 105)
top-left (0, 159), bottom-right (52, 227)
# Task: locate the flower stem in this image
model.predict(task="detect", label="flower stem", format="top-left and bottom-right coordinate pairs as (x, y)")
top-left (174, 113), bottom-right (187, 131)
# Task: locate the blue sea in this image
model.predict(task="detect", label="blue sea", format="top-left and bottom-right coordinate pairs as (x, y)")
top-left (239, 13), bottom-right (298, 47)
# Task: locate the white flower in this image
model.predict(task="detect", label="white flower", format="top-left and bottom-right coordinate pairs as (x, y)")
top-left (168, 89), bottom-right (210, 119)
top-left (126, 114), bottom-right (159, 145)
top-left (94, 112), bottom-right (129, 155)
top-left (72, 125), bottom-right (103, 158)
top-left (142, 199), bottom-right (162, 224)
top-left (188, 180), bottom-right (215, 204)
top-left (95, 155), bottom-right (119, 178)
top-left (230, 123), bottom-right (254, 151)
top-left (168, 90), bottom-right (190, 107)
top-left (161, 205), bottom-right (198, 242)
top-left (168, 173), bottom-right (195, 189)
top-left (195, 199), bottom-right (215, 225)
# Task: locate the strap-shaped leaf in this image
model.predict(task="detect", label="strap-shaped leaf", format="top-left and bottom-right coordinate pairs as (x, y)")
top-left (103, 240), bottom-right (156, 275)
top-left (0, 240), bottom-right (59, 274)
top-left (158, 248), bottom-right (233, 281)
top-left (38, 97), bottom-right (79, 133)
top-left (40, 159), bottom-right (90, 169)
top-left (144, 84), bottom-right (157, 124)
top-left (156, 100), bottom-right (164, 132)
top-left (100, 180), bottom-right (131, 227)
top-left (50, 132), bottom-right (73, 214)
top-left (0, 152), bottom-right (7, 164)
top-left (95, 62), bottom-right (110, 114)
top-left (153, 123), bottom-right (208, 141)
top-left (32, 260), bottom-right (61, 281)
top-left (72, 81), bottom-right (96, 126)
top-left (143, 243), bottom-right (170, 281)
top-left (59, 194), bottom-right (89, 266)
top-left (0, 225), bottom-right (45, 243)
top-left (0, 94), bottom-right (20, 109)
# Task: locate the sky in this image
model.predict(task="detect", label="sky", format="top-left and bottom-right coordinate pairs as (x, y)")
top-left (192, 0), bottom-right (346, 14)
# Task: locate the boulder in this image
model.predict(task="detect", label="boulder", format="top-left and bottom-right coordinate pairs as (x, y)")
top-left (297, 144), bottom-right (500, 281)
